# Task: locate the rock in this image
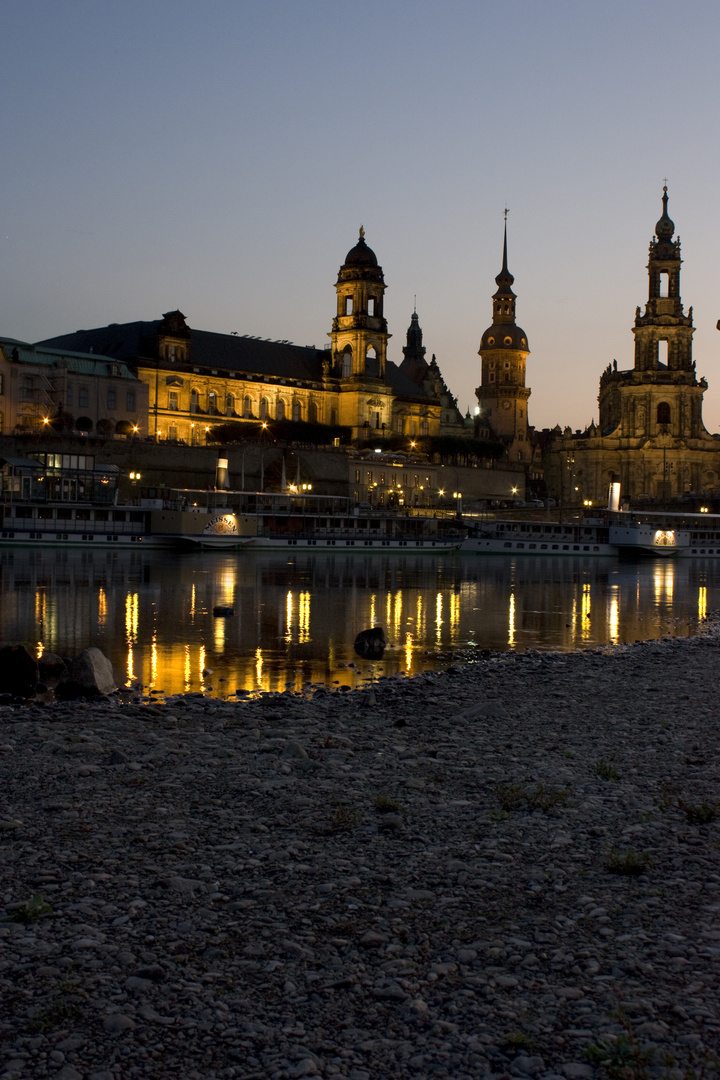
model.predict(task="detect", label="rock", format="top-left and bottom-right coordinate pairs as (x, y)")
top-left (0, 643), bottom-right (38, 697)
top-left (353, 626), bottom-right (386, 657)
top-left (56, 647), bottom-right (116, 699)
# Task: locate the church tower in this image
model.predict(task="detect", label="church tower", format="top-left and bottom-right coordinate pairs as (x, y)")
top-left (475, 220), bottom-right (531, 462)
top-left (632, 185), bottom-right (695, 376)
top-left (329, 228), bottom-right (393, 438)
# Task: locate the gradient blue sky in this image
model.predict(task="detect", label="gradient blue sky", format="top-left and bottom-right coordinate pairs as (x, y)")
top-left (2, 0), bottom-right (719, 432)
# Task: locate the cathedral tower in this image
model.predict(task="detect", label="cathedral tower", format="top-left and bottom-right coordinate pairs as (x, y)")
top-left (329, 228), bottom-right (393, 437)
top-left (475, 220), bottom-right (531, 462)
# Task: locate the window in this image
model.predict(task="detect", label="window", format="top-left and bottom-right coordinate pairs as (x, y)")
top-left (395, 417), bottom-right (403, 433)
top-left (657, 401), bottom-right (671, 426)
top-left (330, 408), bottom-right (337, 425)
top-left (341, 348), bottom-right (352, 378)
top-left (292, 400), bottom-right (302, 422)
top-left (126, 389), bottom-right (135, 411)
top-left (243, 394), bottom-right (251, 418)
top-left (659, 272), bottom-right (669, 298)
top-left (658, 340), bottom-right (669, 367)
top-left (345, 297), bottom-right (353, 315)
top-left (208, 390), bottom-right (217, 414)
top-left (260, 398), bottom-right (268, 420)
top-left (66, 385), bottom-right (73, 406)
top-left (226, 393), bottom-right (236, 416)
top-left (190, 389), bottom-right (199, 413)
top-left (168, 425), bottom-right (177, 441)
top-left (168, 391), bottom-right (178, 411)
top-left (79, 387), bottom-right (89, 408)
top-left (421, 420), bottom-right (428, 435)
top-left (366, 346), bottom-right (379, 378)
top-left (373, 411), bottom-right (380, 429)
top-left (308, 400), bottom-right (318, 423)
top-left (276, 399), bottom-right (285, 421)
top-left (368, 297), bottom-right (376, 316)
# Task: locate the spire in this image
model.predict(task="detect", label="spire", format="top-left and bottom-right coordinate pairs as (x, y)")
top-left (655, 183), bottom-right (675, 241)
top-left (494, 213), bottom-right (516, 300)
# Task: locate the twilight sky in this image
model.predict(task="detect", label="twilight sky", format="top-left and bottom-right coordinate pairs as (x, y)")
top-left (2, 0), bottom-right (719, 432)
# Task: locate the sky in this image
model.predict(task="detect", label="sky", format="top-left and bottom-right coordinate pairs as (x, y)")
top-left (2, 0), bottom-right (719, 433)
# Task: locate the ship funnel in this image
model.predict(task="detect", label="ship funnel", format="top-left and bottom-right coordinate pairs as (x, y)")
top-left (216, 457), bottom-right (230, 490)
top-left (607, 481), bottom-right (621, 512)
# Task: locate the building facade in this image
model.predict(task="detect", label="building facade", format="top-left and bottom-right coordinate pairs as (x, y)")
top-left (38, 230), bottom-right (466, 448)
top-left (0, 337), bottom-right (148, 437)
top-left (543, 189), bottom-right (719, 505)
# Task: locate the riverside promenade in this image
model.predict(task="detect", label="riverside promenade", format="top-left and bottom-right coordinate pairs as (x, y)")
top-left (1, 630), bottom-right (719, 1079)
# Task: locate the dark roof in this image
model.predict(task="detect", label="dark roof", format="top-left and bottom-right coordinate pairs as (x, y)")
top-left (1, 336), bottom-right (140, 380)
top-left (36, 321), bottom-right (328, 383)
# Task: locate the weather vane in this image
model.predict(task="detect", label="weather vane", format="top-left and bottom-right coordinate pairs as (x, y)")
top-left (504, 207), bottom-right (509, 222)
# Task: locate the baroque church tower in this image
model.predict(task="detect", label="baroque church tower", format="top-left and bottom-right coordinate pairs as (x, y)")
top-left (328, 228), bottom-right (394, 438)
top-left (544, 187), bottom-right (718, 505)
top-left (475, 220), bottom-right (532, 462)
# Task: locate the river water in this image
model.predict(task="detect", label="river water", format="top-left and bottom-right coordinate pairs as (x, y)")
top-left (1, 547), bottom-right (717, 697)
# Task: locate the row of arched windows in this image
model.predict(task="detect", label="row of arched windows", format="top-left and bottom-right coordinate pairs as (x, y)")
top-left (183, 388), bottom-right (318, 423)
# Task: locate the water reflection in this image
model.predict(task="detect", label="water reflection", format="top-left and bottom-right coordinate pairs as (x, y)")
top-left (1, 548), bottom-right (718, 698)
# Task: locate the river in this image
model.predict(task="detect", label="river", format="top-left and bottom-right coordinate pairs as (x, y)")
top-left (0, 547), bottom-right (716, 697)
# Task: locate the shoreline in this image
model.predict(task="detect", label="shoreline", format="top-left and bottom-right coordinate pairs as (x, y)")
top-left (1, 630), bottom-right (719, 1079)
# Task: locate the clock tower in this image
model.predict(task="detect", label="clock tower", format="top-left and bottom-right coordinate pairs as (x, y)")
top-left (475, 219), bottom-right (531, 463)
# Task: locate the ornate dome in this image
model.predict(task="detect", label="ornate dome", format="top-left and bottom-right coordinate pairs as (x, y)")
top-left (480, 324), bottom-right (529, 351)
top-left (342, 226), bottom-right (378, 268)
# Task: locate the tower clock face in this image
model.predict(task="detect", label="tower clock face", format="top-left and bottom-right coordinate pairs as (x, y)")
top-left (502, 400), bottom-right (511, 410)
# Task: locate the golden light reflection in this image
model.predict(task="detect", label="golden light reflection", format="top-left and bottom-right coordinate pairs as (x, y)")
top-left (35, 591), bottom-right (46, 626)
top-left (405, 631), bottom-right (413, 671)
top-left (449, 591), bottom-right (460, 636)
top-left (199, 645), bottom-right (206, 686)
top-left (581, 582), bottom-right (592, 642)
top-left (416, 594), bottom-right (425, 639)
top-left (370, 594), bottom-right (377, 629)
top-left (190, 584), bottom-right (196, 619)
top-left (698, 585), bottom-right (707, 622)
top-left (298, 591), bottom-right (310, 644)
top-left (608, 586), bottom-right (620, 644)
top-left (127, 643), bottom-right (135, 684)
top-left (386, 591), bottom-right (392, 632)
top-left (286, 591), bottom-right (293, 642)
top-left (184, 645), bottom-right (191, 692)
top-left (125, 593), bottom-right (139, 642)
top-left (393, 590), bottom-right (403, 638)
top-left (36, 641), bottom-right (44, 659)
top-left (508, 592), bottom-right (516, 649)
top-left (255, 647), bottom-right (263, 687)
top-left (435, 592), bottom-right (443, 644)
top-left (150, 636), bottom-right (158, 687)
top-left (654, 563), bottom-right (674, 605)
top-left (214, 614), bottom-right (226, 652)
top-left (98, 587), bottom-right (107, 630)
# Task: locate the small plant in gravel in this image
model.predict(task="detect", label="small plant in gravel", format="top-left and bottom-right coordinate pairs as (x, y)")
top-left (374, 795), bottom-right (403, 814)
top-left (527, 782), bottom-right (570, 812)
top-left (5, 894), bottom-right (54, 923)
top-left (586, 1031), bottom-right (657, 1079)
top-left (680, 797), bottom-right (719, 825)
top-left (595, 757), bottom-right (619, 781)
top-left (604, 850), bottom-right (653, 876)
top-left (501, 1031), bottom-right (535, 1052)
top-left (325, 803), bottom-right (359, 834)
top-left (495, 782), bottom-right (526, 811)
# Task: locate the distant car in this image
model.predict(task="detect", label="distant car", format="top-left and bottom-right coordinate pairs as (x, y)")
top-left (528, 499), bottom-right (544, 507)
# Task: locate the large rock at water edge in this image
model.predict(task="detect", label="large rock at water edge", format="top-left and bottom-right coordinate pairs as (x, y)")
top-left (354, 627), bottom-right (387, 658)
top-left (0, 644), bottom-right (39, 697)
top-left (56, 648), bottom-right (116, 699)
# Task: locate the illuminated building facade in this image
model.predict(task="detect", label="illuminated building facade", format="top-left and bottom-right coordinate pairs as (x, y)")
top-left (544, 189), bottom-right (720, 504)
top-left (0, 337), bottom-right (147, 436)
top-left (37, 231), bottom-right (466, 447)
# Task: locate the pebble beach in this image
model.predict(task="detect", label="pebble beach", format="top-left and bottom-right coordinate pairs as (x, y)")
top-left (1, 629), bottom-right (719, 1080)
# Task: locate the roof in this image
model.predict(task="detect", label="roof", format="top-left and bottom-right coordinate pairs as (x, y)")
top-left (0, 337), bottom-right (141, 380)
top-left (37, 320), bottom-right (440, 400)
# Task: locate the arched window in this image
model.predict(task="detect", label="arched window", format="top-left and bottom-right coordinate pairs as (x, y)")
top-left (365, 345), bottom-right (379, 378)
top-left (276, 399), bottom-right (285, 421)
top-left (243, 394), bottom-right (252, 418)
top-left (226, 393), bottom-right (236, 416)
top-left (308, 400), bottom-right (318, 424)
top-left (208, 390), bottom-right (217, 414)
top-left (657, 401), bottom-right (671, 426)
top-left (190, 389), bottom-right (199, 413)
top-left (260, 398), bottom-right (268, 421)
top-left (341, 347), bottom-right (352, 378)
top-left (292, 400), bottom-right (302, 422)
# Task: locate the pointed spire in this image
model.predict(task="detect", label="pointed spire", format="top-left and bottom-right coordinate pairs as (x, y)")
top-left (655, 183), bottom-right (675, 241)
top-left (494, 212), bottom-right (515, 299)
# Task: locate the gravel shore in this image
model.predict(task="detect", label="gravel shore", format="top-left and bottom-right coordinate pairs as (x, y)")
top-left (1, 630), bottom-right (719, 1080)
